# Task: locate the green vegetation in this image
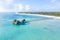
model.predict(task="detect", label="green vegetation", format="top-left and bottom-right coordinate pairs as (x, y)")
top-left (18, 12), bottom-right (60, 16)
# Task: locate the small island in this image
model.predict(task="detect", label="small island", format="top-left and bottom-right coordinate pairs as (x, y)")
top-left (18, 12), bottom-right (60, 17)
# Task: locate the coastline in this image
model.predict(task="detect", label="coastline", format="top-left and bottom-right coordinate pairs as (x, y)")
top-left (16, 13), bottom-right (60, 19)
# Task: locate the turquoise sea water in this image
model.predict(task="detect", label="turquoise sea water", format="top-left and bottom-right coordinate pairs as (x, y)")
top-left (0, 12), bottom-right (60, 40)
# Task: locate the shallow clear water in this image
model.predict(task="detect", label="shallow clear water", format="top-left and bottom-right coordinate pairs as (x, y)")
top-left (0, 12), bottom-right (60, 40)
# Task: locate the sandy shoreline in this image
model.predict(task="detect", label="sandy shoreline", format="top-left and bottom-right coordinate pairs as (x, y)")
top-left (17, 13), bottom-right (60, 19)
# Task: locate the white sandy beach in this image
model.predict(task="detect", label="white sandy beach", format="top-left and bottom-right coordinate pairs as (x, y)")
top-left (17, 13), bottom-right (60, 19)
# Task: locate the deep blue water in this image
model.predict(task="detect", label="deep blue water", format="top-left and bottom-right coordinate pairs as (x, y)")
top-left (0, 12), bottom-right (49, 20)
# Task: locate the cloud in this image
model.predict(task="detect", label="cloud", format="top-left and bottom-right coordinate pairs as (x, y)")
top-left (0, 0), bottom-right (14, 12)
top-left (25, 5), bottom-right (31, 11)
top-left (0, 0), bottom-right (6, 12)
top-left (14, 4), bottom-right (23, 12)
top-left (13, 4), bottom-right (17, 12)
top-left (18, 4), bottom-right (23, 11)
top-left (0, 0), bottom-right (59, 12)
top-left (14, 4), bottom-right (31, 12)
top-left (5, 0), bottom-right (13, 5)
top-left (51, 0), bottom-right (56, 3)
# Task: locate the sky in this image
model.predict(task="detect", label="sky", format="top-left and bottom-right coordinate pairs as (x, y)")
top-left (0, 0), bottom-right (60, 12)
